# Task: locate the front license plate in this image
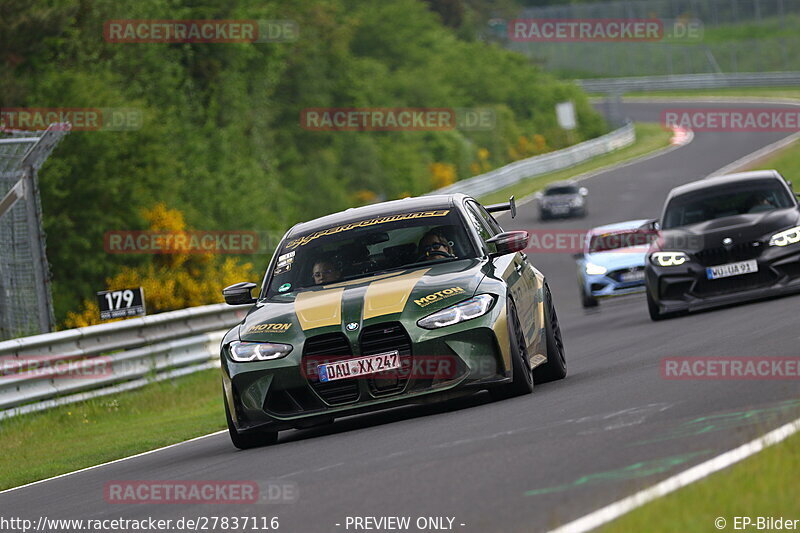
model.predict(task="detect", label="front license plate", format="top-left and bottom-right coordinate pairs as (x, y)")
top-left (620, 270), bottom-right (645, 282)
top-left (706, 259), bottom-right (758, 280)
top-left (550, 206), bottom-right (568, 214)
top-left (318, 351), bottom-right (400, 382)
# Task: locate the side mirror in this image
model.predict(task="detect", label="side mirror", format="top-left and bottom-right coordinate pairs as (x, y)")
top-left (579, 187), bottom-right (588, 196)
top-left (223, 282), bottom-right (257, 305)
top-left (534, 191), bottom-right (543, 201)
top-left (486, 231), bottom-right (529, 257)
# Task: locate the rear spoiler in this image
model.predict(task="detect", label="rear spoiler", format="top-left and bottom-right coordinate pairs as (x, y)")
top-left (485, 195), bottom-right (517, 218)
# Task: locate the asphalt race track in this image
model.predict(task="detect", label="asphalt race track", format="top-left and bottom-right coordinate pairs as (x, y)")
top-left (2, 101), bottom-right (800, 533)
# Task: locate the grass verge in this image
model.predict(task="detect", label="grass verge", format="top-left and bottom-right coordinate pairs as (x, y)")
top-left (600, 427), bottom-right (800, 532)
top-left (478, 122), bottom-right (673, 205)
top-left (751, 136), bottom-right (800, 186)
top-left (0, 369), bottom-right (224, 491)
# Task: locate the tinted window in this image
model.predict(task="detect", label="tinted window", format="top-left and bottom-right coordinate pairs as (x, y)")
top-left (663, 179), bottom-right (794, 229)
top-left (464, 203), bottom-right (496, 254)
top-left (588, 229), bottom-right (655, 253)
top-left (545, 186), bottom-right (579, 195)
top-left (264, 209), bottom-right (475, 298)
top-left (470, 201), bottom-right (503, 235)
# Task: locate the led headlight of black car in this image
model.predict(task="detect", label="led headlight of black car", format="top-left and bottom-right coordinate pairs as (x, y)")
top-left (650, 251), bottom-right (689, 267)
top-left (229, 341), bottom-right (293, 362)
top-left (768, 226), bottom-right (800, 247)
top-left (417, 294), bottom-right (495, 329)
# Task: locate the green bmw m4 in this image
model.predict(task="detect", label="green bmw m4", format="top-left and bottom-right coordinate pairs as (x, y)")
top-left (220, 194), bottom-right (566, 448)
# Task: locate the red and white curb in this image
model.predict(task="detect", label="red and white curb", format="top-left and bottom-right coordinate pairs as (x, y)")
top-left (670, 126), bottom-right (693, 146)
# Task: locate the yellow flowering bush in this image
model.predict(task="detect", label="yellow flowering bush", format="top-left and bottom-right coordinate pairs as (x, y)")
top-left (64, 203), bottom-right (257, 328)
top-left (429, 162), bottom-right (456, 189)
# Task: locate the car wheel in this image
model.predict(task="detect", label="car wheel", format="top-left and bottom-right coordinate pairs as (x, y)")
top-left (224, 393), bottom-right (278, 449)
top-left (534, 284), bottom-right (567, 383)
top-left (490, 299), bottom-right (533, 400)
top-left (581, 287), bottom-right (598, 308)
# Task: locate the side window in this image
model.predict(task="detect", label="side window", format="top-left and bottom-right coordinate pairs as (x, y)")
top-left (473, 202), bottom-right (503, 235)
top-left (465, 203), bottom-right (496, 254)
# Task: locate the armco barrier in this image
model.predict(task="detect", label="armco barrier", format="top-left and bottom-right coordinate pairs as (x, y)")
top-left (427, 122), bottom-right (634, 198)
top-left (0, 303), bottom-right (250, 419)
top-left (577, 72), bottom-right (800, 93)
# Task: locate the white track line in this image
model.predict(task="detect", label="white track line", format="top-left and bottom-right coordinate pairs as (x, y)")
top-left (547, 415), bottom-right (800, 533)
top-left (0, 430), bottom-right (226, 496)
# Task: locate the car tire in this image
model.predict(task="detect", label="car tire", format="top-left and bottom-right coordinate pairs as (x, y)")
top-left (224, 393), bottom-right (278, 449)
top-left (490, 299), bottom-right (533, 400)
top-left (581, 288), bottom-right (598, 308)
top-left (534, 284), bottom-right (567, 383)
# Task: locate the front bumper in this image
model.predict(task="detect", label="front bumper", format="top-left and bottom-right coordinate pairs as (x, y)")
top-left (646, 245), bottom-right (800, 313)
top-left (221, 320), bottom-right (511, 433)
top-left (583, 272), bottom-right (646, 299)
top-left (541, 205), bottom-right (584, 218)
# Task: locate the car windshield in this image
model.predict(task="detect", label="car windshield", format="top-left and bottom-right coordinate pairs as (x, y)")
top-left (588, 229), bottom-right (655, 253)
top-left (545, 186), bottom-right (578, 196)
top-left (662, 179), bottom-right (794, 229)
top-left (263, 209), bottom-right (474, 298)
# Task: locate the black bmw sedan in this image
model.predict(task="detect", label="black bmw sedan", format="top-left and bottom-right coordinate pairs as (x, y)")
top-left (645, 170), bottom-right (800, 320)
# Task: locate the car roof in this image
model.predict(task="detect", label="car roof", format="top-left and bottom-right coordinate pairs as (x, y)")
top-left (666, 170), bottom-right (784, 200)
top-left (287, 194), bottom-right (466, 237)
top-left (590, 219), bottom-right (650, 234)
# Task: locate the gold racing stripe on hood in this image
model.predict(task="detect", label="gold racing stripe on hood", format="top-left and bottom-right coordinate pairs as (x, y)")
top-left (363, 268), bottom-right (430, 320)
top-left (295, 288), bottom-right (345, 331)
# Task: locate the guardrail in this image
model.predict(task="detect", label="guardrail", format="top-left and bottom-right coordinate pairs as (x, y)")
top-left (427, 121), bottom-right (634, 198)
top-left (0, 303), bottom-right (250, 419)
top-left (577, 72), bottom-right (800, 93)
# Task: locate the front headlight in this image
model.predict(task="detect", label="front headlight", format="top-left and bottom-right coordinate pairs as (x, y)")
top-left (229, 341), bottom-right (293, 362)
top-left (569, 197), bottom-right (584, 207)
top-left (584, 262), bottom-right (607, 275)
top-left (417, 294), bottom-right (495, 330)
top-left (651, 251), bottom-right (689, 267)
top-left (769, 225), bottom-right (800, 247)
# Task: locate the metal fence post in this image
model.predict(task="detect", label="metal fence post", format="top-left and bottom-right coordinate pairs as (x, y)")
top-left (21, 164), bottom-right (54, 333)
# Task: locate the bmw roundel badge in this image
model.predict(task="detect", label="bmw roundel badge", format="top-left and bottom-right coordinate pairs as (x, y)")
top-left (346, 322), bottom-right (359, 331)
